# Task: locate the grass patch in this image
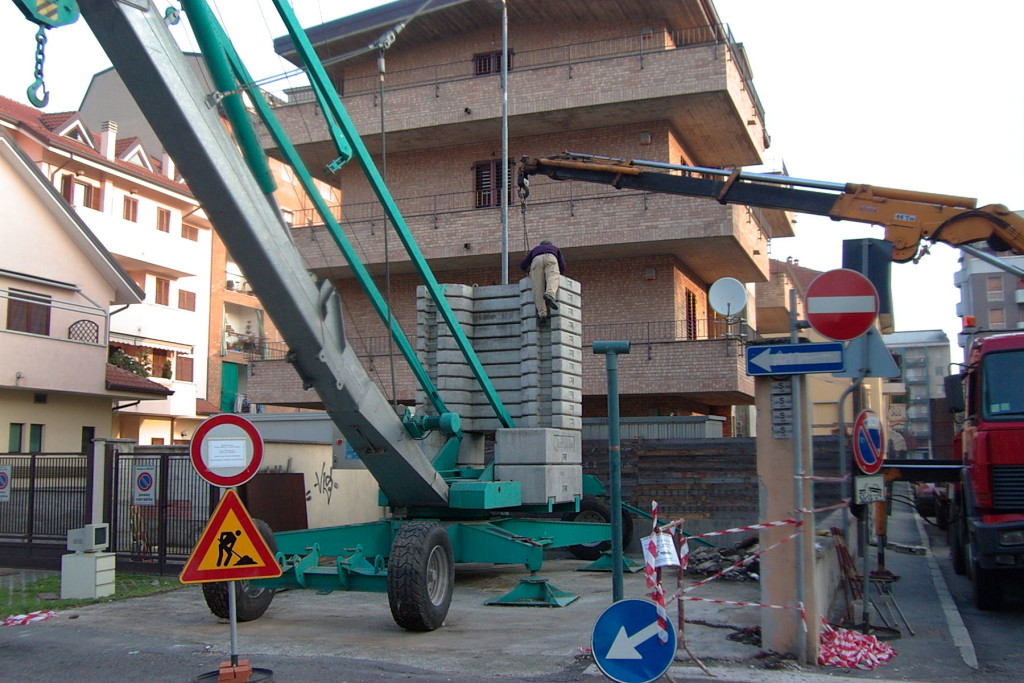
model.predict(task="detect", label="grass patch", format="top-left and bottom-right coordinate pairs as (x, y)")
top-left (0, 572), bottom-right (184, 617)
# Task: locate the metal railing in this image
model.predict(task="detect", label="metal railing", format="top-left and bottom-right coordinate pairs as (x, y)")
top-left (275, 24), bottom-right (763, 126)
top-left (0, 453), bottom-right (91, 542)
top-left (0, 286), bottom-right (109, 346)
top-left (251, 317), bottom-right (757, 364)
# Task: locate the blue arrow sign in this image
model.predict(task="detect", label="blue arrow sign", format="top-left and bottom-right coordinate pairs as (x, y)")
top-left (746, 342), bottom-right (846, 376)
top-left (592, 599), bottom-right (677, 683)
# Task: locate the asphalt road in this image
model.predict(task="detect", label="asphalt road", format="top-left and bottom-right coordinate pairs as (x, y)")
top-left (921, 512), bottom-right (1024, 681)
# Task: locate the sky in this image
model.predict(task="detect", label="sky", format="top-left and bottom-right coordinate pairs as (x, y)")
top-left (3, 1), bottom-right (1022, 362)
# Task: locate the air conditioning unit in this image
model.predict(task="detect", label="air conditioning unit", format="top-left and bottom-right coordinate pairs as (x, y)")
top-left (67, 523), bottom-right (109, 553)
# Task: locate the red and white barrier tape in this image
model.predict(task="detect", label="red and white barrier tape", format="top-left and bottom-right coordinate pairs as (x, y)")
top-left (2, 610), bottom-right (57, 626)
top-left (798, 500), bottom-right (850, 515)
top-left (663, 517), bottom-right (802, 539)
top-left (679, 529), bottom-right (801, 593)
top-left (818, 619), bottom-right (895, 669)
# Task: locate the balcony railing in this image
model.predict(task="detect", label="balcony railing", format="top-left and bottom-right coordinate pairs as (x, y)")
top-left (250, 317), bottom-right (757, 364)
top-left (0, 285), bottom-right (108, 346)
top-left (290, 176), bottom-right (774, 246)
top-left (277, 23), bottom-right (764, 126)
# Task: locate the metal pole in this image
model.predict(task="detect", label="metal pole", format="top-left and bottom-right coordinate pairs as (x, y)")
top-left (593, 340), bottom-right (631, 602)
top-left (788, 288), bottom-right (806, 664)
top-left (227, 579), bottom-right (239, 666)
top-left (837, 378), bottom-right (862, 547)
top-left (500, 0), bottom-right (509, 284)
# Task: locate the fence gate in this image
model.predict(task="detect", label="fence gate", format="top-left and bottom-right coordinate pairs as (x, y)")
top-left (107, 444), bottom-right (217, 574)
top-left (0, 453), bottom-right (92, 567)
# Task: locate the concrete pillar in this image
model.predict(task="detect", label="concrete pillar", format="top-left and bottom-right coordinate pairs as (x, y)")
top-left (755, 375), bottom-right (820, 661)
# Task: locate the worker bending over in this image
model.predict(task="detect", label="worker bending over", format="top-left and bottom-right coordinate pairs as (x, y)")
top-left (520, 240), bottom-right (567, 322)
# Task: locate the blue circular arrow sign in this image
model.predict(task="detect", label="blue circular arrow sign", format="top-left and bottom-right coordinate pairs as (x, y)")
top-left (853, 410), bottom-right (885, 475)
top-left (592, 599), bottom-right (677, 683)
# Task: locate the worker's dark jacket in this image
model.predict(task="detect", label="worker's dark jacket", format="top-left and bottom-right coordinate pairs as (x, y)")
top-left (519, 244), bottom-right (567, 274)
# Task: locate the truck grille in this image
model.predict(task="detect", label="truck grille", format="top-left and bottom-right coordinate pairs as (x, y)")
top-left (992, 466), bottom-right (1024, 510)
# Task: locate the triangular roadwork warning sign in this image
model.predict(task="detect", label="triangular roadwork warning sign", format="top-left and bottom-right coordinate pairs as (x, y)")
top-left (179, 488), bottom-right (282, 584)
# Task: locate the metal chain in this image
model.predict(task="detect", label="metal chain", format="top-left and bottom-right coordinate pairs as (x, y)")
top-left (518, 172), bottom-right (530, 250)
top-left (27, 27), bottom-right (49, 107)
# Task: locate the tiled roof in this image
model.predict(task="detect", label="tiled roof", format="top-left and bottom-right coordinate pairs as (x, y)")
top-left (105, 364), bottom-right (174, 396)
top-left (196, 398), bottom-right (221, 415)
top-left (0, 96), bottom-right (188, 194)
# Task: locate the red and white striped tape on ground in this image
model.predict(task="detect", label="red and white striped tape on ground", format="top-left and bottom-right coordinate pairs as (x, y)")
top-left (2, 610), bottom-right (57, 626)
top-left (818, 620), bottom-right (895, 669)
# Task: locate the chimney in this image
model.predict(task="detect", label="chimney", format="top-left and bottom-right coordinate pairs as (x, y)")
top-left (99, 121), bottom-right (117, 160)
top-left (161, 150), bottom-right (176, 181)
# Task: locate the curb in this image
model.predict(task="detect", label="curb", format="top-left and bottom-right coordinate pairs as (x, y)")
top-left (911, 510), bottom-right (977, 669)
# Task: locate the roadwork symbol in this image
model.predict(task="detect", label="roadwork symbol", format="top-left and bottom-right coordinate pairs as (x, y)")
top-left (179, 489), bottom-right (281, 584)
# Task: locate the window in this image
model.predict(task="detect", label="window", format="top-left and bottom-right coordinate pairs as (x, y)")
top-left (685, 290), bottom-right (698, 339)
top-left (153, 349), bottom-right (170, 378)
top-left (81, 426), bottom-right (95, 455)
top-left (8, 424), bottom-right (23, 453)
top-left (28, 424), bottom-right (43, 453)
top-left (989, 308), bottom-right (1005, 330)
top-left (178, 290), bottom-right (196, 311)
top-left (176, 355), bottom-right (194, 382)
top-left (181, 224), bottom-right (199, 241)
top-left (60, 174), bottom-right (100, 210)
top-left (987, 275), bottom-right (1004, 302)
top-left (473, 159), bottom-right (515, 208)
top-left (156, 207), bottom-right (171, 232)
top-left (473, 50), bottom-right (512, 76)
top-left (155, 278), bottom-right (170, 306)
top-left (6, 289), bottom-right (51, 336)
top-left (123, 196), bottom-right (139, 222)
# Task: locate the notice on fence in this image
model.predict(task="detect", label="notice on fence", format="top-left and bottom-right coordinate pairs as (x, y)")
top-left (133, 465), bottom-right (156, 506)
top-left (0, 465), bottom-right (10, 503)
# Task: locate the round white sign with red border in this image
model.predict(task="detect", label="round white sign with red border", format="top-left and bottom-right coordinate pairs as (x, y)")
top-left (852, 409), bottom-right (885, 475)
top-left (805, 269), bottom-right (879, 341)
top-left (189, 414), bottom-right (263, 487)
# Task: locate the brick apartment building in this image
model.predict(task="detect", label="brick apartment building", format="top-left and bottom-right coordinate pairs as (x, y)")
top-left (248, 0), bottom-right (795, 435)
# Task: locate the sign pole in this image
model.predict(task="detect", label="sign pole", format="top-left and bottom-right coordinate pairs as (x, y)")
top-left (228, 578), bottom-right (239, 667)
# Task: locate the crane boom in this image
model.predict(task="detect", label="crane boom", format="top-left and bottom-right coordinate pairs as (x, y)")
top-left (519, 154), bottom-right (1024, 263)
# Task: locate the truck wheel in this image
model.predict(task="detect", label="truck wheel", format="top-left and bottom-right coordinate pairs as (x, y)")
top-left (388, 522), bottom-right (454, 632)
top-left (973, 566), bottom-right (1001, 611)
top-left (561, 496), bottom-right (634, 561)
top-left (202, 519), bottom-right (277, 622)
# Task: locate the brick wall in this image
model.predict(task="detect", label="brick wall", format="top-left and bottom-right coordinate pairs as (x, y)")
top-left (582, 436), bottom-right (844, 537)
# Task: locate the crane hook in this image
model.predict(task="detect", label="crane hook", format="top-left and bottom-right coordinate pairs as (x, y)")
top-left (26, 26), bottom-right (49, 108)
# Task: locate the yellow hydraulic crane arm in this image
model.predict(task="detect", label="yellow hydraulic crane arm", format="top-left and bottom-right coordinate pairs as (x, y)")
top-left (831, 185), bottom-right (1024, 262)
top-left (520, 154), bottom-right (1024, 263)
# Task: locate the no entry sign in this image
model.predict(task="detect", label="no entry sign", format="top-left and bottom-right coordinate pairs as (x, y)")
top-left (189, 414), bottom-right (264, 487)
top-left (805, 269), bottom-right (879, 341)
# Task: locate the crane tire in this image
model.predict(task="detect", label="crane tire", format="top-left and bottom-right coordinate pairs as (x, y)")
top-left (201, 518), bottom-right (278, 622)
top-left (561, 496), bottom-right (634, 561)
top-left (387, 521), bottom-right (454, 632)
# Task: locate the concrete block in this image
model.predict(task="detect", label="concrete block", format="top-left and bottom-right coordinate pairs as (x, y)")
top-left (494, 428), bottom-right (581, 464)
top-left (494, 464), bottom-right (582, 504)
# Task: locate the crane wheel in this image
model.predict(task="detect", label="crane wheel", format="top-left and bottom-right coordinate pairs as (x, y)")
top-left (387, 521), bottom-right (454, 632)
top-left (561, 496), bottom-right (634, 561)
top-left (201, 519), bottom-right (277, 622)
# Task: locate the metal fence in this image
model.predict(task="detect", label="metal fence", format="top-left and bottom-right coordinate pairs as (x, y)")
top-left (0, 453), bottom-right (92, 543)
top-left (107, 445), bottom-right (217, 574)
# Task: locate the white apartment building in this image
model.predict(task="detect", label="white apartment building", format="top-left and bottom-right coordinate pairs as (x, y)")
top-left (0, 95), bottom-right (214, 445)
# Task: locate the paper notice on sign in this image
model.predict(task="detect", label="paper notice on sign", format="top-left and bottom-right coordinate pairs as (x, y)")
top-left (208, 438), bottom-right (247, 468)
top-left (641, 533), bottom-right (680, 568)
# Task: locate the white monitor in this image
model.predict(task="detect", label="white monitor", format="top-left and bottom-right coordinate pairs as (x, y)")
top-left (66, 523), bottom-right (109, 553)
